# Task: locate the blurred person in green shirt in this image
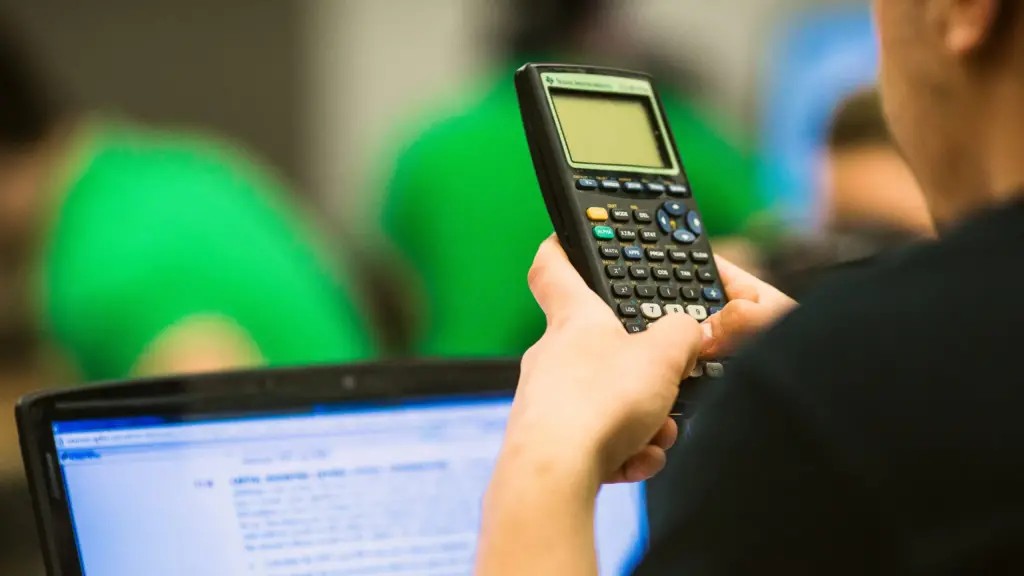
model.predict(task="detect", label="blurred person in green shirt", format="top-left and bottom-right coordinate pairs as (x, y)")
top-left (373, 0), bottom-right (770, 357)
top-left (0, 19), bottom-right (376, 383)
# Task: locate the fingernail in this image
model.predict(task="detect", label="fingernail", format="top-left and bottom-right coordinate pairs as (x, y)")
top-left (701, 322), bottom-right (713, 342)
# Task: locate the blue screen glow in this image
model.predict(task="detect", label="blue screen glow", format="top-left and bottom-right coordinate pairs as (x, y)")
top-left (53, 396), bottom-right (647, 575)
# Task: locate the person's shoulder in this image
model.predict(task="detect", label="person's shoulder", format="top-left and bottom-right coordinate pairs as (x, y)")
top-left (380, 72), bottom-right (518, 166)
top-left (46, 123), bottom-right (299, 273)
top-left (78, 122), bottom-right (271, 195)
top-left (733, 233), bottom-right (992, 400)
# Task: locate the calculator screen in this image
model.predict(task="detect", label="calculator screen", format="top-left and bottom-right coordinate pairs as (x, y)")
top-left (551, 90), bottom-right (669, 169)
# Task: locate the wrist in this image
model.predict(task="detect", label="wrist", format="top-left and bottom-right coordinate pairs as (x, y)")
top-left (488, 431), bottom-right (602, 506)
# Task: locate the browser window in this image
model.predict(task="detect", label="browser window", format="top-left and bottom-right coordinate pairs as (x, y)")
top-left (53, 396), bottom-right (648, 576)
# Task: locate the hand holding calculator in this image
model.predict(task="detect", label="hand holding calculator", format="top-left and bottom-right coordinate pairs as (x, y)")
top-left (515, 63), bottom-right (728, 399)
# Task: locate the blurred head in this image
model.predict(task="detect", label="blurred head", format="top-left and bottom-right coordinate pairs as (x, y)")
top-left (504, 0), bottom-right (627, 62)
top-left (824, 89), bottom-right (934, 237)
top-left (0, 18), bottom-right (65, 252)
top-left (873, 0), bottom-right (1024, 229)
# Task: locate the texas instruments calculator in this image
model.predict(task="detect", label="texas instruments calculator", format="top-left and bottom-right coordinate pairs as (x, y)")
top-left (515, 63), bottom-right (727, 392)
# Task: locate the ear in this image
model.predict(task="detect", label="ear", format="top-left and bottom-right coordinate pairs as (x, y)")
top-left (944, 0), bottom-right (1002, 54)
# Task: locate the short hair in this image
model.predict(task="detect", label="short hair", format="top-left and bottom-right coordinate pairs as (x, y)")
top-left (826, 89), bottom-right (892, 153)
top-left (0, 17), bottom-right (62, 153)
top-left (504, 0), bottom-right (611, 56)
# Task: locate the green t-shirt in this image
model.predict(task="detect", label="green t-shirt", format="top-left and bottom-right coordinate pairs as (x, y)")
top-left (378, 64), bottom-right (767, 357)
top-left (40, 123), bottom-right (377, 382)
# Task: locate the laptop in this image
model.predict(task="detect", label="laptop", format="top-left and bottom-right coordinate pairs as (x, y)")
top-left (17, 360), bottom-right (649, 575)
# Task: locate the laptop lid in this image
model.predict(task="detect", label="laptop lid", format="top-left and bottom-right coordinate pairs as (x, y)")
top-left (18, 360), bottom-right (648, 575)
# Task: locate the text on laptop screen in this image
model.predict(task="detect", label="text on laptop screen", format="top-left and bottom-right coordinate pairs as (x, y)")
top-left (52, 396), bottom-right (647, 575)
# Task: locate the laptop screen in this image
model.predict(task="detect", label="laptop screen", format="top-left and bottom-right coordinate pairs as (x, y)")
top-left (51, 395), bottom-right (648, 575)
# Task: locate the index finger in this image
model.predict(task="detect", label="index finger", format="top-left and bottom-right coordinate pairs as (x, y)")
top-left (527, 235), bottom-right (603, 323)
top-left (713, 254), bottom-right (761, 302)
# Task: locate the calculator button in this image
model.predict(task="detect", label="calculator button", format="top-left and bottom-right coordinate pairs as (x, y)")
top-left (587, 207), bottom-right (609, 221)
top-left (675, 268), bottom-right (695, 282)
top-left (618, 302), bottom-right (640, 317)
top-left (641, 303), bottom-right (663, 320)
top-left (646, 183), bottom-right (667, 194)
top-left (593, 226), bottom-right (614, 240)
top-left (668, 183), bottom-right (691, 197)
top-left (658, 286), bottom-right (678, 299)
top-left (704, 362), bottom-right (725, 378)
top-left (662, 201), bottom-right (686, 217)
top-left (640, 230), bottom-right (659, 244)
top-left (610, 209), bottom-right (631, 222)
top-left (630, 266), bottom-right (650, 280)
top-left (623, 246), bottom-right (643, 260)
top-left (656, 209), bottom-right (673, 234)
top-left (600, 179), bottom-right (621, 191)
top-left (625, 321), bottom-right (646, 334)
top-left (680, 286), bottom-right (700, 301)
top-left (697, 269), bottom-right (715, 283)
top-left (576, 178), bottom-right (599, 190)
top-left (634, 210), bottom-right (653, 223)
top-left (606, 264), bottom-right (627, 279)
top-left (703, 286), bottom-right (723, 301)
top-left (665, 304), bottom-right (685, 314)
top-left (652, 267), bottom-right (671, 281)
top-left (672, 229), bottom-right (697, 244)
top-left (617, 228), bottom-right (637, 242)
top-left (646, 248), bottom-right (666, 261)
top-left (690, 251), bottom-right (710, 263)
top-left (624, 182), bottom-right (645, 193)
top-left (686, 211), bottom-right (704, 236)
top-left (709, 306), bottom-right (723, 315)
top-left (600, 246), bottom-right (621, 259)
top-left (612, 283), bottom-right (633, 297)
top-left (686, 305), bottom-right (708, 321)
top-left (689, 363), bottom-right (704, 378)
top-left (635, 285), bottom-right (657, 299)
top-left (669, 250), bottom-right (688, 263)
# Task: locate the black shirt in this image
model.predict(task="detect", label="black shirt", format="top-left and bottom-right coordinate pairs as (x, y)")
top-left (637, 199), bottom-right (1024, 575)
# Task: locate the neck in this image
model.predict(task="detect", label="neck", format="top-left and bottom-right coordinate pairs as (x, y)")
top-left (985, 78), bottom-right (1024, 198)
top-left (932, 77), bottom-right (1024, 230)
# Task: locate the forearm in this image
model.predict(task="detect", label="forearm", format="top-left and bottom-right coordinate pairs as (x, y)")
top-left (476, 439), bottom-right (601, 576)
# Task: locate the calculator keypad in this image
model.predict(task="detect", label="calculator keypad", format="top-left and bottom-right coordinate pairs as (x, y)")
top-left (590, 205), bottom-right (724, 329)
top-left (584, 182), bottom-right (726, 380)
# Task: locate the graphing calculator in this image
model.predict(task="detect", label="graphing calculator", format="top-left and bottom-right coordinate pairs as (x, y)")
top-left (515, 63), bottom-right (727, 397)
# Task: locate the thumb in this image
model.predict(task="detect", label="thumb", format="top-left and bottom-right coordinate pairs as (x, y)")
top-left (638, 312), bottom-right (703, 376)
top-left (701, 299), bottom-right (772, 357)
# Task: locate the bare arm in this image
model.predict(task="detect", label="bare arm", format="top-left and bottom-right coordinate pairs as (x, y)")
top-left (476, 438), bottom-right (602, 576)
top-left (132, 314), bottom-right (263, 377)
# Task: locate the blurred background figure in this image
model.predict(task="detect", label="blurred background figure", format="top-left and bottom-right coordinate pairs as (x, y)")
top-left (0, 15), bottom-right (376, 384)
top-left (823, 89), bottom-right (933, 237)
top-left (761, 88), bottom-right (934, 299)
top-left (0, 10), bottom-right (378, 572)
top-left (371, 0), bottom-right (770, 358)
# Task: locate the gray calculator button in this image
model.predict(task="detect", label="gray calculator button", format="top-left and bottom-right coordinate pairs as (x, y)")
top-left (641, 303), bottom-right (663, 320)
top-left (685, 305), bottom-right (708, 321)
top-left (704, 362), bottom-right (725, 378)
top-left (689, 363), bottom-right (704, 378)
top-left (664, 304), bottom-right (685, 314)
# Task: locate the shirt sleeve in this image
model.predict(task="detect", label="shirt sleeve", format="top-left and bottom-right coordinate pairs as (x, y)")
top-left (42, 142), bottom-right (375, 381)
top-left (634, 364), bottom-right (882, 576)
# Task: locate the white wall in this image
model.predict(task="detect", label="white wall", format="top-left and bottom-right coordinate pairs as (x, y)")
top-left (305, 0), bottom-right (482, 230)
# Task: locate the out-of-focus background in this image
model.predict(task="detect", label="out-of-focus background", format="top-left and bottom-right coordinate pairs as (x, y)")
top-left (0, 0), bottom-right (932, 572)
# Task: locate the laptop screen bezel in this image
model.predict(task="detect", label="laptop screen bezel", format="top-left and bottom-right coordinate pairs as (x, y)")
top-left (17, 359), bottom-right (523, 576)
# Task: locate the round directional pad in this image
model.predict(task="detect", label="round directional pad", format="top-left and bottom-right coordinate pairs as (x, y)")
top-left (662, 201), bottom-right (686, 217)
top-left (672, 229), bottom-right (697, 244)
top-left (686, 211), bottom-right (704, 236)
top-left (657, 201), bottom-right (703, 240)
